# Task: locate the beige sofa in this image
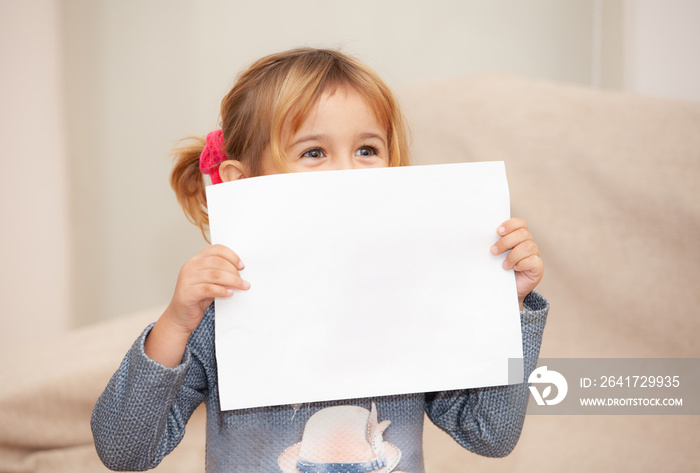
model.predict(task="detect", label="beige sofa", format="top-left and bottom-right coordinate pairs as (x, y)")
top-left (2, 75), bottom-right (698, 472)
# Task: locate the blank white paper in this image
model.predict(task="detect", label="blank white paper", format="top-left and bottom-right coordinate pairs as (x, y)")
top-left (206, 161), bottom-right (523, 411)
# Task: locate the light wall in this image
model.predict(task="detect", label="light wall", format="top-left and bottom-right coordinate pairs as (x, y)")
top-left (1, 0), bottom-right (698, 352)
top-left (623, 0), bottom-right (700, 101)
top-left (0, 0), bottom-right (70, 354)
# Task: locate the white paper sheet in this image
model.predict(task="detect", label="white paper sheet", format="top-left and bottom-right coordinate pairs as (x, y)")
top-left (206, 161), bottom-right (523, 411)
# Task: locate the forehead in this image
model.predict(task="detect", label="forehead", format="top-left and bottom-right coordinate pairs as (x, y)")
top-left (309, 88), bottom-right (381, 125)
top-left (288, 85), bottom-right (388, 136)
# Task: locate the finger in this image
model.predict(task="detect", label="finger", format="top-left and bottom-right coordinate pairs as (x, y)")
top-left (177, 275), bottom-right (250, 309)
top-left (197, 266), bottom-right (236, 284)
top-left (497, 217), bottom-right (527, 236)
top-left (180, 253), bottom-right (250, 291)
top-left (197, 254), bottom-right (242, 276)
top-left (176, 282), bottom-right (224, 308)
top-left (511, 254), bottom-right (543, 275)
top-left (502, 239), bottom-right (540, 270)
top-left (491, 228), bottom-right (534, 256)
top-left (192, 274), bottom-right (251, 298)
top-left (191, 282), bottom-right (236, 301)
top-left (200, 244), bottom-right (245, 270)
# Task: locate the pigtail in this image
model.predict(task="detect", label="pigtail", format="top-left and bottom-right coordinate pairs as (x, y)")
top-left (170, 136), bottom-right (210, 240)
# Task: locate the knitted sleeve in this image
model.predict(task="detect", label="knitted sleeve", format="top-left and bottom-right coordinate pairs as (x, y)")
top-left (90, 306), bottom-right (214, 471)
top-left (424, 291), bottom-right (549, 457)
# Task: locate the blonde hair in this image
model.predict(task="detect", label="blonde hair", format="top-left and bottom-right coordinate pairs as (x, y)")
top-left (171, 48), bottom-right (411, 237)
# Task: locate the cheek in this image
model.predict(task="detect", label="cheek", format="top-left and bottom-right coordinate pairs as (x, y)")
top-left (260, 159), bottom-right (281, 175)
top-left (283, 161), bottom-right (312, 173)
top-left (258, 146), bottom-right (286, 176)
top-left (379, 154), bottom-right (390, 167)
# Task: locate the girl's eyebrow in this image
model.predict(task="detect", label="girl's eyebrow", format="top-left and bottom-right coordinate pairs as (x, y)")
top-left (358, 132), bottom-right (387, 145)
top-left (289, 132), bottom-right (386, 148)
top-left (289, 134), bottom-right (328, 147)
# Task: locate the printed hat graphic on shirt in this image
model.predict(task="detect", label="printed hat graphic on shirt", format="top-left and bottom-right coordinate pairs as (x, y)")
top-left (278, 403), bottom-right (402, 473)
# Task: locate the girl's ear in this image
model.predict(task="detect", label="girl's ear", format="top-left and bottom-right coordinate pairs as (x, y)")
top-left (219, 160), bottom-right (250, 182)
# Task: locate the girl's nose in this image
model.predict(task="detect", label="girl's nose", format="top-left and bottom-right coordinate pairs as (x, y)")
top-left (334, 156), bottom-right (358, 170)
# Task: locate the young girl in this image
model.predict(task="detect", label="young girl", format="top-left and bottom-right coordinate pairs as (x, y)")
top-left (91, 48), bottom-right (548, 473)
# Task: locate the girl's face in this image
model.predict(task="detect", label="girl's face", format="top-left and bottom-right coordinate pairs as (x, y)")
top-left (262, 86), bottom-right (390, 175)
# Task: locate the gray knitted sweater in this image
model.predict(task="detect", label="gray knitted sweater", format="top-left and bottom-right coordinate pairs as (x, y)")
top-left (91, 292), bottom-right (548, 473)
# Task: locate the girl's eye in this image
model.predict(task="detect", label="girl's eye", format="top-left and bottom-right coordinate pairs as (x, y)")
top-left (301, 148), bottom-right (325, 159)
top-left (355, 146), bottom-right (378, 157)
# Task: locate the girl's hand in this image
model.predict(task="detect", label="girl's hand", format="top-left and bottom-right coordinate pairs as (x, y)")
top-left (490, 218), bottom-right (544, 310)
top-left (145, 244), bottom-right (250, 367)
top-left (165, 244), bottom-right (250, 333)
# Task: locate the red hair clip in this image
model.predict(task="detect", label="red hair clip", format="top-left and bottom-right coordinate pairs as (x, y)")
top-left (199, 129), bottom-right (227, 184)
